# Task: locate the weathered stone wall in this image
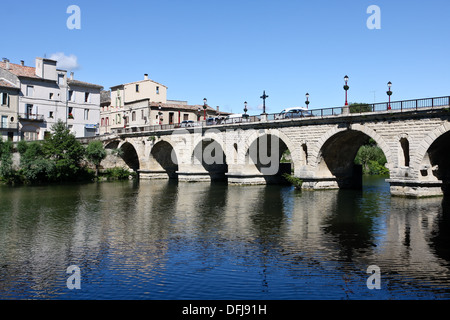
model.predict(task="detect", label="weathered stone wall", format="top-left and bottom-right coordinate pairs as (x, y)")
top-left (95, 108), bottom-right (450, 197)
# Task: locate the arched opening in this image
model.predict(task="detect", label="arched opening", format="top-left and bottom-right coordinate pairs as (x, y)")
top-left (105, 141), bottom-right (119, 150)
top-left (120, 142), bottom-right (140, 172)
top-left (245, 134), bottom-right (293, 184)
top-left (400, 137), bottom-right (410, 167)
top-left (150, 141), bottom-right (179, 179)
top-left (318, 130), bottom-right (389, 189)
top-left (301, 143), bottom-right (308, 166)
top-left (192, 139), bottom-right (228, 181)
top-left (422, 131), bottom-right (450, 195)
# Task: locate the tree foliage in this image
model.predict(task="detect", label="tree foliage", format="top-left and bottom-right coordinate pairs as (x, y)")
top-left (85, 140), bottom-right (107, 176)
top-left (354, 139), bottom-right (389, 175)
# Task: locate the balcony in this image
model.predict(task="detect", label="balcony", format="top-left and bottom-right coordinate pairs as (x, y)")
top-left (18, 113), bottom-right (45, 122)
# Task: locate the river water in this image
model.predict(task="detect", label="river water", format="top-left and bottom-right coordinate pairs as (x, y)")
top-left (1, 176), bottom-right (450, 300)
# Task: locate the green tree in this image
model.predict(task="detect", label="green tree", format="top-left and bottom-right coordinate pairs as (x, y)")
top-left (355, 140), bottom-right (389, 176)
top-left (20, 141), bottom-right (56, 183)
top-left (42, 120), bottom-right (85, 181)
top-left (349, 103), bottom-right (372, 113)
top-left (85, 140), bottom-right (107, 176)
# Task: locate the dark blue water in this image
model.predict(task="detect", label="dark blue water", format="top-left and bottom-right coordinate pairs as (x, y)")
top-left (1, 176), bottom-right (450, 300)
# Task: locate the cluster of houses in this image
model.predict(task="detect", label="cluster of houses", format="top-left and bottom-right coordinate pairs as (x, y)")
top-left (0, 56), bottom-right (227, 141)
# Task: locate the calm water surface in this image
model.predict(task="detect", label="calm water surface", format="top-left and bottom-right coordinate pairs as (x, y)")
top-left (1, 176), bottom-right (450, 300)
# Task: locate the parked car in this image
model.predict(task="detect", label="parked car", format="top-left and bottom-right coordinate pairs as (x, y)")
top-left (223, 114), bottom-right (244, 124)
top-left (275, 107), bottom-right (312, 120)
top-left (180, 120), bottom-right (195, 127)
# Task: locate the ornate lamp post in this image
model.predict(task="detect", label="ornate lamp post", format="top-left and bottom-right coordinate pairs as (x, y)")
top-left (387, 81), bottom-right (392, 110)
top-left (197, 107), bottom-right (201, 122)
top-left (243, 101), bottom-right (248, 118)
top-left (158, 105), bottom-right (162, 125)
top-left (343, 75), bottom-right (349, 106)
top-left (203, 98), bottom-right (207, 120)
top-left (305, 93), bottom-right (310, 109)
top-left (260, 91), bottom-right (269, 114)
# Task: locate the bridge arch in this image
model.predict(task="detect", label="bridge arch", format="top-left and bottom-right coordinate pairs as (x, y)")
top-left (191, 135), bottom-right (229, 181)
top-left (118, 140), bottom-right (140, 172)
top-left (416, 123), bottom-right (450, 193)
top-left (242, 129), bottom-right (298, 183)
top-left (312, 125), bottom-right (391, 189)
top-left (149, 139), bottom-right (179, 179)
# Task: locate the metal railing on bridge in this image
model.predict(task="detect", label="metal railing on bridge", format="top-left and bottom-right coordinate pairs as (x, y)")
top-left (111, 95), bottom-right (450, 135)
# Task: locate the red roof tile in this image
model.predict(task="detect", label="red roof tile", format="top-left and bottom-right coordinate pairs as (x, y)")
top-left (0, 61), bottom-right (40, 79)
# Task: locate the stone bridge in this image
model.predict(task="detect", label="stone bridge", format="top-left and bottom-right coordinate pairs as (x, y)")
top-left (83, 96), bottom-right (450, 198)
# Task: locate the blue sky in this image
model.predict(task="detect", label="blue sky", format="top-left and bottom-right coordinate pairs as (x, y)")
top-left (2, 0), bottom-right (450, 114)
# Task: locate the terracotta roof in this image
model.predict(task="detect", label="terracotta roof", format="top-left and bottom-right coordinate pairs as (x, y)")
top-left (0, 61), bottom-right (40, 79)
top-left (0, 79), bottom-right (19, 89)
top-left (148, 101), bottom-right (231, 115)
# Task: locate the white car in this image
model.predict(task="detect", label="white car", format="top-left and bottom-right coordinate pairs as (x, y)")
top-left (275, 107), bottom-right (312, 120)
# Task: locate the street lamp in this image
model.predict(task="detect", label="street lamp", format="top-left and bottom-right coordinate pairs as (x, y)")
top-left (158, 105), bottom-right (162, 125)
top-left (197, 107), bottom-right (201, 121)
top-left (343, 75), bottom-right (349, 106)
top-left (203, 98), bottom-right (207, 120)
top-left (387, 81), bottom-right (393, 110)
top-left (305, 93), bottom-right (310, 109)
top-left (243, 101), bottom-right (248, 118)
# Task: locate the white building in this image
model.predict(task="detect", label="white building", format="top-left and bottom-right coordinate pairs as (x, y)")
top-left (0, 57), bottom-right (103, 140)
top-left (100, 74), bottom-right (225, 134)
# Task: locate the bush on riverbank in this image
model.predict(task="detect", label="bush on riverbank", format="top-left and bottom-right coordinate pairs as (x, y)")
top-left (100, 167), bottom-right (136, 181)
top-left (282, 173), bottom-right (303, 190)
top-left (0, 120), bottom-right (136, 185)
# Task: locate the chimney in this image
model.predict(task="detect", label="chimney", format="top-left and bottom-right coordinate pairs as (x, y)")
top-left (70, 72), bottom-right (74, 80)
top-left (5, 59), bottom-right (10, 70)
top-left (20, 60), bottom-right (24, 66)
top-left (144, 74), bottom-right (148, 80)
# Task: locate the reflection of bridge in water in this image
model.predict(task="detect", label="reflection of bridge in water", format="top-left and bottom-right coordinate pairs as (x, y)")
top-left (2, 180), bottom-right (449, 297)
top-left (83, 95), bottom-right (450, 198)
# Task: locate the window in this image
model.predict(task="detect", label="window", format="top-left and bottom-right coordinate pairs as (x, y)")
top-left (116, 114), bottom-right (121, 124)
top-left (1, 116), bottom-right (7, 128)
top-left (68, 107), bottom-right (73, 119)
top-left (101, 118), bottom-right (104, 126)
top-left (156, 86), bottom-right (160, 94)
top-left (49, 111), bottom-right (54, 118)
top-left (141, 110), bottom-right (144, 120)
top-left (24, 131), bottom-right (38, 141)
top-left (49, 92), bottom-right (54, 100)
top-left (136, 84), bottom-right (139, 92)
top-left (58, 74), bottom-right (65, 86)
top-left (132, 111), bottom-right (136, 122)
top-left (1, 92), bottom-right (9, 106)
top-left (26, 86), bottom-right (34, 97)
top-left (84, 109), bottom-right (89, 120)
top-left (85, 92), bottom-right (90, 103)
top-left (26, 104), bottom-right (33, 116)
top-left (183, 114), bottom-right (189, 121)
top-left (68, 90), bottom-right (74, 102)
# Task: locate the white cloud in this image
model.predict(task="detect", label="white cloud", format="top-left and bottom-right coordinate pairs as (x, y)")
top-left (48, 52), bottom-right (80, 71)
